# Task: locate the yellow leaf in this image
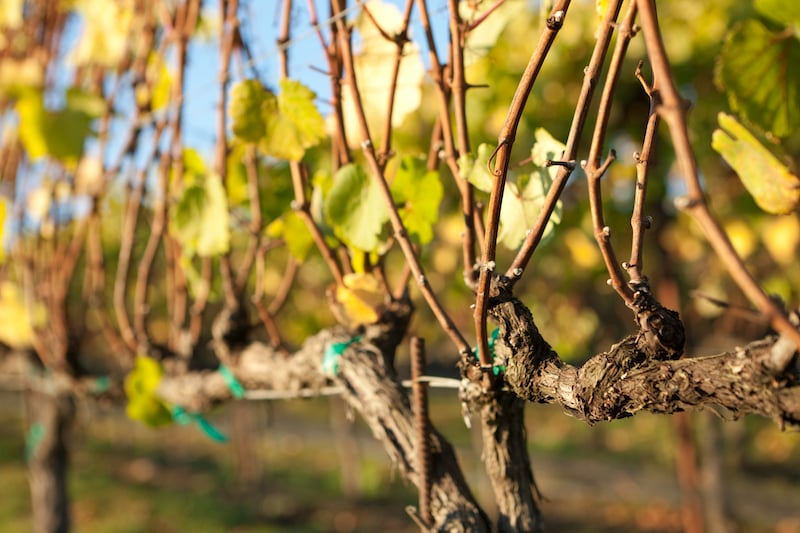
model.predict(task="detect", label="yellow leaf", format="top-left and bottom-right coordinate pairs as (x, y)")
top-left (333, 273), bottom-right (385, 327)
top-left (564, 228), bottom-right (601, 269)
top-left (724, 220), bottom-right (756, 259)
top-left (70, 0), bottom-right (134, 67)
top-left (0, 282), bottom-right (46, 348)
top-left (762, 215), bottom-right (800, 266)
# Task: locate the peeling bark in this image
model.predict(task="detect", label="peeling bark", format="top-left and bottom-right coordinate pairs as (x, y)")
top-left (489, 289), bottom-right (800, 427)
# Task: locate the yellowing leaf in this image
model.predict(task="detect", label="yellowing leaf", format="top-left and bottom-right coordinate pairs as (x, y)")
top-left (564, 228), bottom-right (600, 269)
top-left (260, 79), bottom-right (326, 161)
top-left (339, 0), bottom-right (424, 147)
top-left (70, 0), bottom-right (133, 67)
top-left (229, 79), bottom-right (267, 142)
top-left (712, 113), bottom-right (800, 214)
top-left (724, 220), bottom-right (756, 259)
top-left (333, 273), bottom-right (385, 328)
top-left (0, 0), bottom-right (23, 29)
top-left (124, 355), bottom-right (172, 427)
top-left (762, 215), bottom-right (800, 266)
top-left (147, 53), bottom-right (172, 111)
top-left (0, 282), bottom-right (46, 348)
top-left (169, 174), bottom-right (230, 257)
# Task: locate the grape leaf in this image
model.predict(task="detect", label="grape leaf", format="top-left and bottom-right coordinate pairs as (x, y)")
top-left (460, 143), bottom-right (496, 193)
top-left (498, 129), bottom-right (564, 249)
top-left (170, 174), bottom-right (231, 256)
top-left (340, 1), bottom-right (424, 148)
top-left (715, 18), bottom-right (800, 137)
top-left (16, 89), bottom-right (97, 168)
top-left (0, 281), bottom-right (46, 348)
top-left (324, 164), bottom-right (388, 252)
top-left (712, 113), bottom-right (800, 214)
top-left (265, 211), bottom-right (313, 261)
top-left (460, 0), bottom-right (526, 66)
top-left (229, 79), bottom-right (266, 142)
top-left (70, 0), bottom-right (133, 67)
top-left (754, 0), bottom-right (800, 28)
top-left (390, 156), bottom-right (443, 245)
top-left (333, 273), bottom-right (385, 328)
top-left (124, 355), bottom-right (172, 428)
top-left (260, 79), bottom-right (326, 161)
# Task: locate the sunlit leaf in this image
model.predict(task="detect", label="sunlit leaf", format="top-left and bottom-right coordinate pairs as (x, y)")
top-left (754, 0), bottom-right (800, 28)
top-left (170, 174), bottom-right (231, 256)
top-left (124, 355), bottom-right (172, 427)
top-left (715, 18), bottom-right (800, 137)
top-left (460, 0), bottom-right (526, 66)
top-left (339, 0), bottom-right (424, 147)
top-left (70, 0), bottom-right (133, 67)
top-left (225, 145), bottom-right (250, 207)
top-left (324, 163), bottom-right (388, 252)
top-left (0, 58), bottom-right (44, 97)
top-left (260, 79), bottom-right (326, 161)
top-left (265, 211), bottom-right (313, 261)
top-left (334, 273), bottom-right (385, 328)
top-left (0, 197), bottom-right (5, 263)
top-left (229, 79), bottom-right (267, 142)
top-left (712, 113), bottom-right (800, 214)
top-left (0, 0), bottom-right (23, 29)
top-left (16, 89), bottom-right (97, 167)
top-left (390, 156), bottom-right (443, 245)
top-left (498, 129), bottom-right (564, 249)
top-left (147, 53), bottom-right (172, 112)
top-left (0, 282), bottom-right (46, 348)
top-left (761, 215), bottom-right (800, 266)
top-left (460, 143), bottom-right (496, 193)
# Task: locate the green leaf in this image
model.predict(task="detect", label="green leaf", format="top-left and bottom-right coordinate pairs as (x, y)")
top-left (324, 164), bottom-right (388, 252)
top-left (260, 79), bottom-right (326, 161)
top-left (715, 18), bottom-right (800, 137)
top-left (229, 79), bottom-right (266, 142)
top-left (124, 355), bottom-right (172, 427)
top-left (16, 89), bottom-right (95, 168)
top-left (498, 129), bottom-right (564, 249)
top-left (460, 143), bottom-right (496, 193)
top-left (170, 174), bottom-right (231, 256)
top-left (754, 0), bottom-right (800, 28)
top-left (459, 0), bottom-right (526, 66)
top-left (225, 145), bottom-right (250, 207)
top-left (390, 156), bottom-right (443, 245)
top-left (265, 211), bottom-right (314, 261)
top-left (712, 113), bottom-right (800, 214)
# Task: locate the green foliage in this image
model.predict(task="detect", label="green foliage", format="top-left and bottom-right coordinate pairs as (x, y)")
top-left (124, 355), bottom-right (172, 427)
top-left (265, 211), bottom-right (314, 261)
top-left (715, 17), bottom-right (800, 137)
top-left (712, 113), bottom-right (800, 214)
top-left (462, 130), bottom-right (563, 250)
top-left (323, 164), bottom-right (388, 252)
top-left (460, 143), bottom-right (496, 192)
top-left (754, 0), bottom-right (800, 28)
top-left (390, 157), bottom-right (443, 245)
top-left (228, 79), bottom-right (266, 142)
top-left (170, 168), bottom-right (231, 257)
top-left (229, 78), bottom-right (326, 161)
top-left (15, 88), bottom-right (102, 168)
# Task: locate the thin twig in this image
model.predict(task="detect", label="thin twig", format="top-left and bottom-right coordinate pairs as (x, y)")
top-left (628, 61), bottom-right (658, 284)
top-left (332, 0), bottom-right (471, 356)
top-left (635, 0), bottom-right (800, 370)
top-left (474, 0), bottom-right (571, 370)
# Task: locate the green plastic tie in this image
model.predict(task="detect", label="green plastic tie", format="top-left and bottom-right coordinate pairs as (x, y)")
top-left (474, 327), bottom-right (505, 376)
top-left (322, 335), bottom-right (361, 377)
top-left (171, 406), bottom-right (228, 443)
top-left (92, 376), bottom-right (110, 393)
top-left (24, 422), bottom-right (45, 462)
top-left (218, 365), bottom-right (245, 399)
